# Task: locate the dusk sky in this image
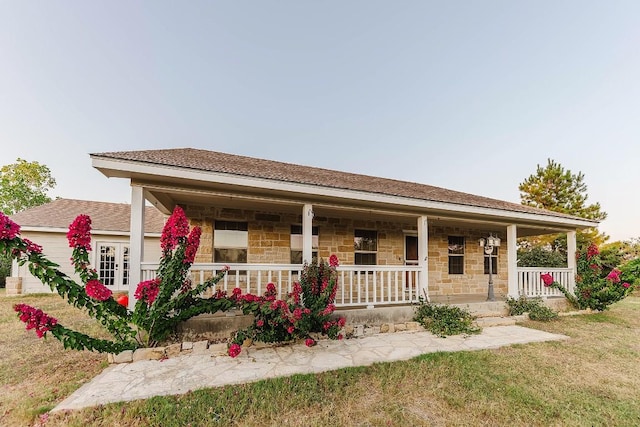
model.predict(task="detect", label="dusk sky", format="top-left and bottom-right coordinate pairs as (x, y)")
top-left (2, 2), bottom-right (639, 241)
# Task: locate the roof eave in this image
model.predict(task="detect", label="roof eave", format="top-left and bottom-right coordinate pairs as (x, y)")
top-left (91, 155), bottom-right (597, 230)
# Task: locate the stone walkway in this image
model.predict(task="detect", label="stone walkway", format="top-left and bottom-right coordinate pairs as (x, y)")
top-left (53, 325), bottom-right (567, 412)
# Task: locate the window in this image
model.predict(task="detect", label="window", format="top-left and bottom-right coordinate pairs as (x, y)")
top-left (214, 221), bottom-right (248, 263)
top-left (290, 225), bottom-right (319, 264)
top-left (354, 230), bottom-right (377, 265)
top-left (484, 246), bottom-right (498, 274)
top-left (448, 236), bottom-right (464, 274)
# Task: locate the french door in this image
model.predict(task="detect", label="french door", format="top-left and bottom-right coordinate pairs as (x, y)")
top-left (96, 242), bottom-right (130, 291)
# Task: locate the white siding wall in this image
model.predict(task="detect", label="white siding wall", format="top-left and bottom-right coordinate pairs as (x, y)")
top-left (13, 231), bottom-right (161, 294)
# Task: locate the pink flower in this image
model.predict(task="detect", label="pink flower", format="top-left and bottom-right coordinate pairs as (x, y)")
top-left (587, 244), bottom-right (599, 260)
top-left (337, 334), bottom-right (344, 340)
top-left (290, 282), bottom-right (302, 305)
top-left (622, 282), bottom-right (630, 289)
top-left (14, 303), bottom-right (58, 338)
top-left (67, 215), bottom-right (92, 250)
top-left (606, 269), bottom-right (621, 283)
top-left (23, 238), bottom-right (43, 254)
top-left (85, 279), bottom-right (112, 301)
top-left (305, 338), bottom-right (316, 347)
top-left (0, 212), bottom-right (21, 240)
top-left (256, 319), bottom-right (264, 327)
top-left (541, 273), bottom-right (554, 287)
top-left (266, 282), bottom-right (276, 296)
top-left (160, 206), bottom-right (190, 252)
top-left (287, 326), bottom-right (295, 334)
top-left (228, 343), bottom-right (242, 358)
top-left (134, 278), bottom-right (161, 304)
top-left (329, 254), bottom-right (339, 267)
top-left (293, 308), bottom-right (303, 321)
top-left (337, 317), bottom-right (346, 327)
top-left (183, 226), bottom-right (201, 264)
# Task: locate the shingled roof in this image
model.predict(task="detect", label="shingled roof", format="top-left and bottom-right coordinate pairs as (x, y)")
top-left (92, 148), bottom-right (592, 222)
top-left (10, 199), bottom-right (165, 233)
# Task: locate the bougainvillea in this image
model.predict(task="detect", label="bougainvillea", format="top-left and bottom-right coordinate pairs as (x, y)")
top-left (542, 243), bottom-right (634, 311)
top-left (0, 212), bottom-right (20, 240)
top-left (134, 278), bottom-right (161, 305)
top-left (160, 205), bottom-right (190, 252)
top-left (66, 214), bottom-right (92, 251)
top-left (14, 304), bottom-right (58, 338)
top-left (85, 279), bottom-right (113, 301)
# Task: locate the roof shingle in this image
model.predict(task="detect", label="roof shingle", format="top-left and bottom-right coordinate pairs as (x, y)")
top-left (10, 199), bottom-right (165, 233)
top-left (92, 148), bottom-right (593, 222)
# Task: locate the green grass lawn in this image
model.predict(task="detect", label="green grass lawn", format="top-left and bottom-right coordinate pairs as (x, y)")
top-left (2, 290), bottom-right (640, 426)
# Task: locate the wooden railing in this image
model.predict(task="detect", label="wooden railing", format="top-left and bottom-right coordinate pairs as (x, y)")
top-left (517, 267), bottom-right (575, 298)
top-left (140, 262), bottom-right (424, 308)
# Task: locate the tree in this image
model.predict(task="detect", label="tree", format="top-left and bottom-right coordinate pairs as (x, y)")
top-left (0, 158), bottom-right (56, 215)
top-left (0, 158), bottom-right (56, 286)
top-left (518, 159), bottom-right (607, 262)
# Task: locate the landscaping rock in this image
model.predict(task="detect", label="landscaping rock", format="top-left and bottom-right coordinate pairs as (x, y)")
top-left (380, 323), bottom-right (390, 333)
top-left (193, 340), bottom-right (209, 354)
top-left (209, 343), bottom-right (227, 356)
top-left (353, 325), bottom-right (364, 337)
top-left (406, 321), bottom-right (421, 331)
top-left (365, 326), bottom-right (380, 335)
top-left (182, 341), bottom-right (193, 350)
top-left (395, 323), bottom-right (407, 332)
top-left (133, 347), bottom-right (165, 362)
top-left (112, 350), bottom-right (133, 364)
top-left (165, 343), bottom-right (182, 358)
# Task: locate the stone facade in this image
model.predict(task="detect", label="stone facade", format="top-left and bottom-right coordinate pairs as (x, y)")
top-left (183, 205), bottom-right (507, 298)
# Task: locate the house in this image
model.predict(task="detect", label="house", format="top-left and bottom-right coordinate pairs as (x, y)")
top-left (89, 148), bottom-right (597, 310)
top-left (8, 199), bottom-right (165, 295)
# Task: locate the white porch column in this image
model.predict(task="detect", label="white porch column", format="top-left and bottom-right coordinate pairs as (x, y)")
top-left (567, 230), bottom-right (577, 290)
top-left (507, 224), bottom-right (519, 298)
top-left (129, 185), bottom-right (145, 309)
top-left (302, 204), bottom-right (314, 264)
top-left (418, 215), bottom-right (429, 301)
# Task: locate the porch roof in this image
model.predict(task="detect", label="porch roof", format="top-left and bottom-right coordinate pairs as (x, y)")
top-left (91, 148), bottom-right (597, 231)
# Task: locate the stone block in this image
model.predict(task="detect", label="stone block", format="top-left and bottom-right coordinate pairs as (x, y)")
top-left (365, 326), bottom-right (380, 335)
top-left (133, 347), bottom-right (165, 362)
top-left (193, 340), bottom-right (209, 353)
top-left (5, 277), bottom-right (23, 296)
top-left (107, 353), bottom-right (115, 364)
top-left (395, 323), bottom-right (407, 332)
top-left (209, 343), bottom-right (227, 356)
top-left (353, 325), bottom-right (364, 337)
top-left (182, 341), bottom-right (193, 350)
top-left (113, 350), bottom-right (133, 364)
top-left (165, 343), bottom-right (182, 358)
top-left (406, 321), bottom-right (421, 331)
top-left (380, 324), bottom-right (390, 333)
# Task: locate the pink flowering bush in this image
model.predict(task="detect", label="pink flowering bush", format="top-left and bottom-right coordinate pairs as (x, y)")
top-left (542, 243), bottom-right (634, 311)
top-left (1, 207), bottom-right (234, 351)
top-left (229, 257), bottom-right (346, 357)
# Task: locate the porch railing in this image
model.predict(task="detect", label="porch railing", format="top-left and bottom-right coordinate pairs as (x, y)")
top-left (140, 262), bottom-right (423, 308)
top-left (517, 267), bottom-right (575, 298)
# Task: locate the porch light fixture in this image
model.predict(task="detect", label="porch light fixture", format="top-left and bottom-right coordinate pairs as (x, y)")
top-left (479, 234), bottom-right (501, 301)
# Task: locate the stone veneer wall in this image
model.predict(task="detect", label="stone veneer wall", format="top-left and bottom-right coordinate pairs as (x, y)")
top-left (183, 205), bottom-right (507, 297)
top-left (428, 225), bottom-right (508, 297)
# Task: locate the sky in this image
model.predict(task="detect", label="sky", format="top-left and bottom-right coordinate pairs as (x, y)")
top-left (1, 1), bottom-right (639, 242)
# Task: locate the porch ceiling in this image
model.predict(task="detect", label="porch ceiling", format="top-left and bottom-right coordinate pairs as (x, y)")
top-left (143, 184), bottom-right (572, 238)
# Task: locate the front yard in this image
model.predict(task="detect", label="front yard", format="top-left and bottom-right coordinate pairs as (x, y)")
top-left (2, 289), bottom-right (639, 426)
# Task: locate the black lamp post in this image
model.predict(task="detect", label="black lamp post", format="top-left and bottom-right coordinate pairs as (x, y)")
top-left (479, 234), bottom-right (501, 301)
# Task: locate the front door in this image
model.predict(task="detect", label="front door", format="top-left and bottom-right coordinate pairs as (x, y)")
top-left (96, 242), bottom-right (130, 291)
top-left (405, 235), bottom-right (418, 288)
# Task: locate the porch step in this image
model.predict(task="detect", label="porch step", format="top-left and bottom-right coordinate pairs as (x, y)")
top-left (474, 315), bottom-right (526, 328)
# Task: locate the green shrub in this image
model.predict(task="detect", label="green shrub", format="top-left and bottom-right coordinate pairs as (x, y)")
top-left (413, 299), bottom-right (480, 337)
top-left (506, 296), bottom-right (558, 322)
